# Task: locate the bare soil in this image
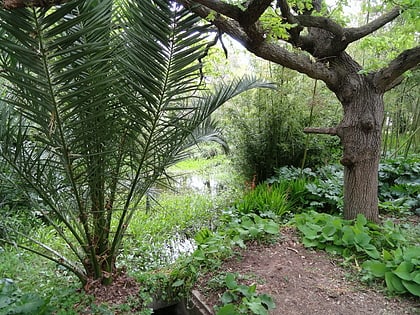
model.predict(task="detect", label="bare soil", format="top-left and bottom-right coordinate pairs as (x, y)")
top-left (194, 227), bottom-right (420, 315)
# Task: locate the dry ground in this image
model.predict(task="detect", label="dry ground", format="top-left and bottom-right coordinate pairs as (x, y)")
top-left (194, 227), bottom-right (420, 315)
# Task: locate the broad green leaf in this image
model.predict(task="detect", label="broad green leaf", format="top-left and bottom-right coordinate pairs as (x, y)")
top-left (385, 272), bottom-right (406, 294)
top-left (354, 232), bottom-right (371, 247)
top-left (356, 214), bottom-right (367, 227)
top-left (216, 303), bottom-right (239, 315)
top-left (263, 221), bottom-right (279, 234)
top-left (321, 224), bottom-right (337, 239)
top-left (247, 300), bottom-right (269, 315)
top-left (362, 260), bottom-right (387, 278)
top-left (341, 226), bottom-right (354, 245)
top-left (302, 238), bottom-right (319, 248)
top-left (393, 261), bottom-right (414, 281)
top-left (260, 294), bottom-right (276, 309)
top-left (412, 272), bottom-right (420, 285)
top-left (221, 292), bottom-right (235, 304)
top-left (401, 280), bottom-right (420, 297)
top-left (363, 244), bottom-right (380, 259)
top-left (225, 273), bottom-right (237, 290)
top-left (403, 246), bottom-right (420, 262)
top-left (248, 226), bottom-right (260, 237)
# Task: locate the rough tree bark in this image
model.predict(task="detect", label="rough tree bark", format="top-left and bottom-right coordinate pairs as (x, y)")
top-left (174, 0), bottom-right (420, 222)
top-left (2, 0), bottom-right (420, 222)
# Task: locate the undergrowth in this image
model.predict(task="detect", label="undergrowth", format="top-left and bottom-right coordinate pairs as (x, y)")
top-left (293, 211), bottom-right (420, 297)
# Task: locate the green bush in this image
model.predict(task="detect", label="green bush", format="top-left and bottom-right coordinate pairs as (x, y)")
top-left (226, 83), bottom-right (341, 184)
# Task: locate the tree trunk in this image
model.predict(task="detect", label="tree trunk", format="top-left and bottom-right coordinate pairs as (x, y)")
top-left (336, 76), bottom-right (384, 223)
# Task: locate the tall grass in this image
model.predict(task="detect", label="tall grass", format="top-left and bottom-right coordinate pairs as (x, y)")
top-left (235, 179), bottom-right (307, 217)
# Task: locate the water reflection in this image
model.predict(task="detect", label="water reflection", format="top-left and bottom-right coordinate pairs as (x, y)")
top-left (174, 174), bottom-right (224, 196)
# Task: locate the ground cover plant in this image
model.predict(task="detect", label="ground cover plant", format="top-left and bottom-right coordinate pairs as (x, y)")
top-left (293, 211), bottom-right (420, 297)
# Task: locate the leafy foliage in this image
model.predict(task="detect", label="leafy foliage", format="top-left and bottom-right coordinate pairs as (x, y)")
top-left (378, 157), bottom-right (420, 215)
top-left (363, 246), bottom-right (420, 297)
top-left (270, 157), bottom-right (419, 216)
top-left (293, 211), bottom-right (382, 259)
top-left (293, 210), bottom-right (420, 297)
top-left (0, 278), bottom-right (52, 315)
top-left (226, 64), bottom-right (341, 183)
top-left (215, 273), bottom-right (275, 315)
top-left (170, 209), bottom-right (280, 301)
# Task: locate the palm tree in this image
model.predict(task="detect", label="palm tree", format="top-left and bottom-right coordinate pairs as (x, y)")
top-left (0, 0), bottom-right (271, 285)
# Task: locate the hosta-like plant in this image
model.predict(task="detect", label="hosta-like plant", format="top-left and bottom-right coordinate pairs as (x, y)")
top-left (0, 0), bottom-right (271, 285)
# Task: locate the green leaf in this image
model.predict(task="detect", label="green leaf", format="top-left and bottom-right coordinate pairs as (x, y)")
top-left (393, 261), bottom-right (414, 281)
top-left (221, 292), bottom-right (235, 304)
top-left (403, 246), bottom-right (420, 262)
top-left (225, 273), bottom-right (238, 290)
top-left (382, 249), bottom-right (393, 261)
top-left (171, 279), bottom-right (184, 287)
top-left (259, 294), bottom-right (276, 309)
top-left (298, 225), bottom-right (320, 240)
top-left (412, 272), bottom-right (420, 285)
top-left (302, 238), bottom-right (319, 248)
top-left (321, 224), bottom-right (337, 240)
top-left (248, 226), bottom-right (261, 237)
top-left (385, 272), bottom-right (406, 294)
top-left (341, 226), bottom-right (355, 245)
top-left (246, 284), bottom-right (257, 295)
top-left (362, 244), bottom-right (380, 259)
top-left (263, 221), bottom-right (279, 234)
top-left (216, 303), bottom-right (240, 315)
top-left (354, 232), bottom-right (371, 247)
top-left (247, 300), bottom-right (269, 315)
top-left (401, 280), bottom-right (420, 297)
top-left (362, 260), bottom-right (387, 277)
top-left (356, 214), bottom-right (367, 227)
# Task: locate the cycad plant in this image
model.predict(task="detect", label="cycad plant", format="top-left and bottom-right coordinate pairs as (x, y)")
top-left (0, 0), bottom-right (270, 285)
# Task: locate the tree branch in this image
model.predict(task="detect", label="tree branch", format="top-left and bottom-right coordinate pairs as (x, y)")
top-left (240, 0), bottom-right (272, 26)
top-left (276, 0), bottom-right (303, 43)
top-left (304, 127), bottom-right (338, 136)
top-left (295, 15), bottom-right (344, 39)
top-left (343, 7), bottom-right (401, 43)
top-left (373, 45), bottom-right (420, 92)
top-left (187, 0), bottom-right (242, 20)
top-left (2, 0), bottom-right (67, 9)
top-left (177, 0), bottom-right (336, 84)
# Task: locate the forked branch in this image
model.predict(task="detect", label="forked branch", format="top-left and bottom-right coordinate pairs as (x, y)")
top-left (373, 46), bottom-right (420, 92)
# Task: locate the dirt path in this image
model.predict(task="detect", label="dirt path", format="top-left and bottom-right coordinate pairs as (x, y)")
top-left (194, 227), bottom-right (420, 315)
